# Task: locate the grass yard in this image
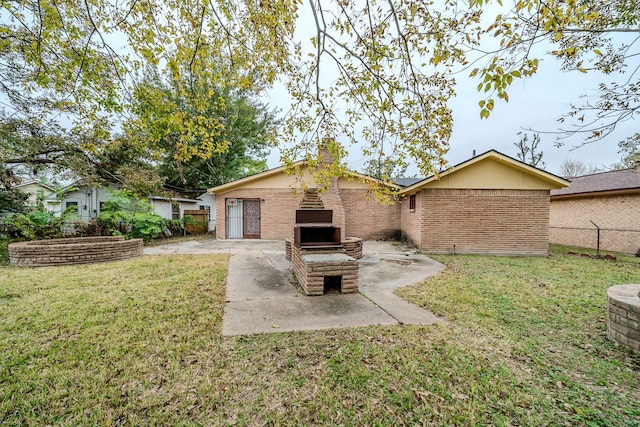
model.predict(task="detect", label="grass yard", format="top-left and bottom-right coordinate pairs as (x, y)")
top-left (1, 250), bottom-right (639, 425)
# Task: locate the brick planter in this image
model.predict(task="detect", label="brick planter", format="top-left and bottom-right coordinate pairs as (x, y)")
top-left (607, 284), bottom-right (640, 354)
top-left (8, 236), bottom-right (144, 267)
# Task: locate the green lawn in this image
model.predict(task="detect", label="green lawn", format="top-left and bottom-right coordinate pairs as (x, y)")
top-left (1, 251), bottom-right (639, 425)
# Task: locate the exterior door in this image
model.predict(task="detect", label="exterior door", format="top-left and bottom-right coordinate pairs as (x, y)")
top-left (226, 199), bottom-right (243, 238)
top-left (243, 199), bottom-right (261, 239)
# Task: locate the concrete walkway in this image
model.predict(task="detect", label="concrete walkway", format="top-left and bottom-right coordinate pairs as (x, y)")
top-left (145, 239), bottom-right (446, 335)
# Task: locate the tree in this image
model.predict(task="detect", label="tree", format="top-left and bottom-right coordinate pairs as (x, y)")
top-left (1, 0), bottom-right (638, 183)
top-left (617, 133), bottom-right (640, 168)
top-left (128, 69), bottom-right (276, 189)
top-left (0, 114), bottom-right (162, 196)
top-left (558, 159), bottom-right (603, 177)
top-left (473, 1), bottom-right (640, 144)
top-left (0, 167), bottom-right (28, 214)
top-left (362, 156), bottom-right (408, 181)
top-left (514, 132), bottom-right (545, 168)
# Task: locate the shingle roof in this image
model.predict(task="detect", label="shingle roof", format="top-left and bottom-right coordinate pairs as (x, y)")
top-left (393, 177), bottom-right (425, 187)
top-left (551, 167), bottom-right (640, 197)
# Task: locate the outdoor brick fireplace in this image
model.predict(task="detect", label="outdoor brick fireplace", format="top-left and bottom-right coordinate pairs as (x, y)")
top-left (287, 190), bottom-right (359, 296)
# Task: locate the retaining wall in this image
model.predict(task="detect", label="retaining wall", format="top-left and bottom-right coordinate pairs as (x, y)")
top-left (9, 236), bottom-right (144, 267)
top-left (607, 284), bottom-right (640, 354)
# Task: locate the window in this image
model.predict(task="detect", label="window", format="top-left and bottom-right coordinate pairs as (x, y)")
top-left (409, 194), bottom-right (416, 211)
top-left (199, 205), bottom-right (211, 221)
top-left (171, 203), bottom-right (180, 220)
top-left (65, 201), bottom-right (79, 214)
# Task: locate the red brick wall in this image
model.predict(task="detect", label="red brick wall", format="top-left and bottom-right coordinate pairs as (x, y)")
top-left (216, 186), bottom-right (552, 255)
top-left (215, 189), bottom-right (302, 239)
top-left (400, 192), bottom-right (424, 247)
top-left (340, 189), bottom-right (400, 240)
top-left (550, 194), bottom-right (640, 230)
top-left (216, 187), bottom-right (401, 240)
top-left (419, 189), bottom-right (550, 255)
top-left (549, 194), bottom-right (640, 253)
top-left (323, 178), bottom-right (346, 239)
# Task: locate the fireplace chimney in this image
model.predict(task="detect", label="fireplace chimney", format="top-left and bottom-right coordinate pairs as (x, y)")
top-left (319, 137), bottom-right (336, 166)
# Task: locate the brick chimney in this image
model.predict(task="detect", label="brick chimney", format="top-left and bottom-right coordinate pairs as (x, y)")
top-left (318, 137), bottom-right (336, 166)
top-left (316, 137), bottom-right (346, 239)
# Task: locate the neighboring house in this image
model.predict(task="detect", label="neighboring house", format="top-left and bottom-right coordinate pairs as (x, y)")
top-left (149, 192), bottom-right (217, 231)
top-left (549, 167), bottom-right (640, 254)
top-left (48, 183), bottom-right (217, 232)
top-left (208, 150), bottom-right (569, 255)
top-left (12, 180), bottom-right (56, 207)
top-left (49, 183), bottom-right (120, 221)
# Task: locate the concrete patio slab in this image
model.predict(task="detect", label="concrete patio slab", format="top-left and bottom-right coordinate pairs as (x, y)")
top-left (222, 294), bottom-right (398, 335)
top-left (145, 239), bottom-right (446, 335)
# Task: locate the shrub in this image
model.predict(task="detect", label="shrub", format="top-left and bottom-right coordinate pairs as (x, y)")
top-left (96, 190), bottom-right (166, 242)
top-left (0, 209), bottom-right (75, 240)
top-left (164, 218), bottom-right (185, 237)
top-left (184, 215), bottom-right (208, 234)
top-left (0, 238), bottom-right (8, 265)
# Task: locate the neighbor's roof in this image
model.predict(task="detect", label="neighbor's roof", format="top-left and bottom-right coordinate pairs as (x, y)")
top-left (12, 179), bottom-right (56, 191)
top-left (148, 195), bottom-right (199, 203)
top-left (400, 150), bottom-right (570, 194)
top-left (393, 177), bottom-right (425, 187)
top-left (551, 167), bottom-right (640, 198)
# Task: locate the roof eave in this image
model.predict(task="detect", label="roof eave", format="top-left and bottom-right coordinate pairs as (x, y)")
top-left (399, 150), bottom-right (570, 195)
top-left (207, 161), bottom-right (401, 194)
top-left (551, 187), bottom-right (640, 199)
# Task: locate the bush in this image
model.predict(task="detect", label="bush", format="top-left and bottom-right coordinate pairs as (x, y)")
top-left (184, 215), bottom-right (208, 234)
top-left (0, 189), bottom-right (194, 244)
top-left (0, 210), bottom-right (72, 240)
top-left (164, 218), bottom-right (185, 237)
top-left (0, 238), bottom-right (8, 265)
top-left (96, 190), bottom-right (166, 242)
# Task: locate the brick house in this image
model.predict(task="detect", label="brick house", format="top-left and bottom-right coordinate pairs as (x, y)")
top-left (208, 150), bottom-right (569, 255)
top-left (549, 167), bottom-right (640, 254)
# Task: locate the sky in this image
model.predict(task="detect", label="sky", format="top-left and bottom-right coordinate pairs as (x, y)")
top-left (2, 1), bottom-right (636, 179)
top-left (261, 3), bottom-right (639, 178)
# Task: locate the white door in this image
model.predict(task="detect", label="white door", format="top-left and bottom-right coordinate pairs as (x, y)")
top-left (226, 199), bottom-right (243, 238)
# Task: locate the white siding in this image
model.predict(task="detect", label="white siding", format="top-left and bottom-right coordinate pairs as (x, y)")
top-left (60, 189), bottom-right (90, 221)
top-left (57, 184), bottom-right (205, 224)
top-left (150, 200), bottom-right (173, 220)
top-left (197, 193), bottom-right (217, 232)
top-left (179, 200), bottom-right (198, 218)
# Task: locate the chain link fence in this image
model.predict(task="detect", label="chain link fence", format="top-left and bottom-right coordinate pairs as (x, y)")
top-left (550, 226), bottom-right (640, 262)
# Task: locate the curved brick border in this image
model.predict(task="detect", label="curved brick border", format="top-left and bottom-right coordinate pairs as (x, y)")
top-left (285, 236), bottom-right (363, 260)
top-left (8, 236), bottom-right (144, 267)
top-left (607, 284), bottom-right (640, 354)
